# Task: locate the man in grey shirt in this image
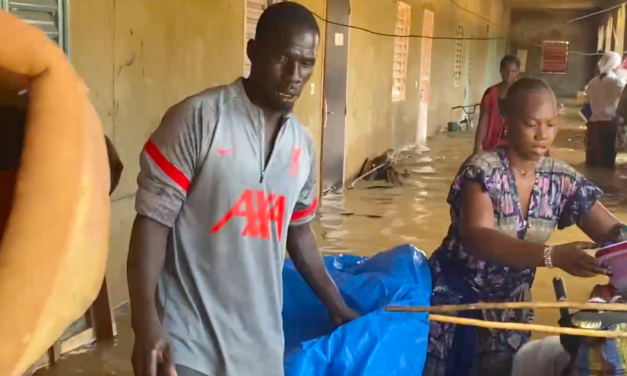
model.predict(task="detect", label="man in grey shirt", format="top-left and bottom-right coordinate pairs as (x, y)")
top-left (127, 3), bottom-right (359, 376)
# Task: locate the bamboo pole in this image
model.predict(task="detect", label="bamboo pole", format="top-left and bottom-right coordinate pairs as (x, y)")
top-left (385, 301), bottom-right (627, 314)
top-left (428, 314), bottom-right (627, 339)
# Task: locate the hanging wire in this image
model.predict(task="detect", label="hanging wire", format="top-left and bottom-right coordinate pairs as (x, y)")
top-left (524, 1), bottom-right (627, 35)
top-left (306, 0), bottom-right (627, 56)
top-left (309, 11), bottom-right (503, 40)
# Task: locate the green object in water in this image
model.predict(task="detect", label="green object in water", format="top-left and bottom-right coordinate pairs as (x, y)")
top-left (448, 122), bottom-right (461, 132)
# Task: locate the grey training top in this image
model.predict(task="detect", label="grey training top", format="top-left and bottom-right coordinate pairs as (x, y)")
top-left (135, 79), bottom-right (318, 376)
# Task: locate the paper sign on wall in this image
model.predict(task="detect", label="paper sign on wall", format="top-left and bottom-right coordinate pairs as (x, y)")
top-left (334, 33), bottom-right (344, 46)
top-left (517, 49), bottom-right (528, 73)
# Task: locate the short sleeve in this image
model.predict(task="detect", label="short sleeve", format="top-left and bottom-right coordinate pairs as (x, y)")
top-left (481, 87), bottom-right (492, 104)
top-left (557, 171), bottom-right (603, 229)
top-left (611, 75), bottom-right (626, 98)
top-left (447, 154), bottom-right (494, 211)
top-left (617, 86), bottom-right (627, 120)
top-left (135, 98), bottom-right (211, 227)
top-left (290, 137), bottom-right (318, 226)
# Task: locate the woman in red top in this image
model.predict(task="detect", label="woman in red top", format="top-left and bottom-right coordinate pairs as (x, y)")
top-left (473, 55), bottom-right (520, 154)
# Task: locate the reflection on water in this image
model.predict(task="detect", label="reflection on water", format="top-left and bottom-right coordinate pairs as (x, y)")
top-left (36, 107), bottom-right (627, 375)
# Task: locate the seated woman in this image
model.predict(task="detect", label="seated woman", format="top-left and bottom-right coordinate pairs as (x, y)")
top-left (424, 77), bottom-right (621, 376)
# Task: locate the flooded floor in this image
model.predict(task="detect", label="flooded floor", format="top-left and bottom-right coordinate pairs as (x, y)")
top-left (36, 105), bottom-right (627, 375)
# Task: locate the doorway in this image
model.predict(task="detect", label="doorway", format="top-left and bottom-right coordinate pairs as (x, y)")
top-left (321, 0), bottom-right (350, 192)
top-left (417, 9), bottom-right (434, 144)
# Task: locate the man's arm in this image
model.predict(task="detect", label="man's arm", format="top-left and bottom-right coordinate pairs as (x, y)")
top-left (286, 224), bottom-right (359, 325)
top-left (127, 98), bottom-right (210, 376)
top-left (285, 139), bottom-right (358, 326)
top-left (127, 98), bottom-right (207, 337)
top-left (127, 216), bottom-right (170, 329)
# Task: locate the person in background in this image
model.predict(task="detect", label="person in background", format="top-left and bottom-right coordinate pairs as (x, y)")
top-left (512, 283), bottom-right (627, 376)
top-left (424, 78), bottom-right (621, 376)
top-left (473, 55), bottom-right (520, 154)
top-left (126, 3), bottom-right (358, 376)
top-left (617, 53), bottom-right (627, 82)
top-left (585, 51), bottom-right (626, 168)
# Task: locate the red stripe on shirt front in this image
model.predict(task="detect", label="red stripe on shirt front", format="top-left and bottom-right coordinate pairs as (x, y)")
top-left (291, 197), bottom-right (318, 222)
top-left (144, 140), bottom-right (190, 192)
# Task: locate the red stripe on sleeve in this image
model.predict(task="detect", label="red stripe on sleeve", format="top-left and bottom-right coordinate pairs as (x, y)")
top-left (144, 140), bottom-right (190, 192)
top-left (291, 197), bottom-right (318, 222)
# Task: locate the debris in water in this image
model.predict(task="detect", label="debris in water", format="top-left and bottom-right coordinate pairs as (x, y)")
top-left (349, 149), bottom-right (410, 189)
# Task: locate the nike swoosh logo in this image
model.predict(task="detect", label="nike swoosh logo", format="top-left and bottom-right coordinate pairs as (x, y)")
top-left (218, 147), bottom-right (234, 155)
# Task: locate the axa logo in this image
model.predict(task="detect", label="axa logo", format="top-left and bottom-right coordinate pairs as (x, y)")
top-left (209, 189), bottom-right (286, 240)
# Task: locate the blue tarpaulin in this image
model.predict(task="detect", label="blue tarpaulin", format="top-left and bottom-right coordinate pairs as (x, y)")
top-left (282, 244), bottom-right (432, 376)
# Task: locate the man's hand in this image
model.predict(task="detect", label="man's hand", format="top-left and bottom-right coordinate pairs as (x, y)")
top-left (128, 217), bottom-right (174, 376)
top-left (131, 316), bottom-right (178, 376)
top-left (286, 223), bottom-right (360, 326)
top-left (329, 305), bottom-right (360, 327)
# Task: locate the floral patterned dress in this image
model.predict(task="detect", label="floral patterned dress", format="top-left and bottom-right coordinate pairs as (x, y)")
top-left (423, 148), bottom-right (603, 376)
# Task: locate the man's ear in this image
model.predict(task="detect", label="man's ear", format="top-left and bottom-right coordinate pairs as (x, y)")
top-left (246, 39), bottom-right (256, 65)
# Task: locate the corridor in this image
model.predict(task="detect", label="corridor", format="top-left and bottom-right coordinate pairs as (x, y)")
top-left (35, 104), bottom-right (627, 375)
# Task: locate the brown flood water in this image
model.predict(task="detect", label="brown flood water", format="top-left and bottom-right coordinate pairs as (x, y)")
top-left (36, 105), bottom-right (627, 375)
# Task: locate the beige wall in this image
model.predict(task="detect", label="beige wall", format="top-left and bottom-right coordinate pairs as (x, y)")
top-left (343, 1), bottom-right (397, 178)
top-left (344, 0), bottom-right (510, 179)
top-left (70, 0), bottom-right (326, 308)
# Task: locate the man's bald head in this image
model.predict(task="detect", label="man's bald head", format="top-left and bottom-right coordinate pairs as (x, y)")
top-left (255, 2), bottom-right (320, 48)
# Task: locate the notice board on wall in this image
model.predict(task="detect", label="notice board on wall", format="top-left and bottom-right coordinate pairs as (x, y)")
top-left (517, 49), bottom-right (528, 73)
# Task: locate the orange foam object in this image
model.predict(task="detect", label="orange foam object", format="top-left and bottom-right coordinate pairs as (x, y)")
top-left (0, 11), bottom-right (110, 376)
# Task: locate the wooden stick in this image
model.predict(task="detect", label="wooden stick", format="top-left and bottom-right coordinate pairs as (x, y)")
top-left (385, 301), bottom-right (627, 314)
top-left (428, 314), bottom-right (627, 339)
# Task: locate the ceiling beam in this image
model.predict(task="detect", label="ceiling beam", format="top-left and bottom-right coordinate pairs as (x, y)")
top-left (505, 0), bottom-right (599, 10)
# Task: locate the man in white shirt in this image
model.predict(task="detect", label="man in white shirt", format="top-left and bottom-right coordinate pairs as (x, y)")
top-left (585, 51), bottom-right (626, 167)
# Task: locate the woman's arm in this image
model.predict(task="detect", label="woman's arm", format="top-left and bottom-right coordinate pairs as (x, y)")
top-left (459, 182), bottom-right (546, 268)
top-left (578, 201), bottom-right (623, 245)
top-left (460, 182), bottom-right (603, 277)
top-left (473, 93), bottom-right (490, 154)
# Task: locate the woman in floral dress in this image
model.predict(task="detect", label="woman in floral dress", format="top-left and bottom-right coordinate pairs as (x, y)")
top-left (424, 78), bottom-right (622, 376)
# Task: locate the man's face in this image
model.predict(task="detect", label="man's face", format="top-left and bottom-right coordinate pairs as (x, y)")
top-left (248, 27), bottom-right (319, 113)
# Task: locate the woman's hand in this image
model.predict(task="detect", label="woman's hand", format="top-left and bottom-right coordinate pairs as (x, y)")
top-left (552, 242), bottom-right (610, 277)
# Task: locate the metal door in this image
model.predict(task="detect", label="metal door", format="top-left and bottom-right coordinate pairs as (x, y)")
top-left (321, 0), bottom-right (350, 191)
